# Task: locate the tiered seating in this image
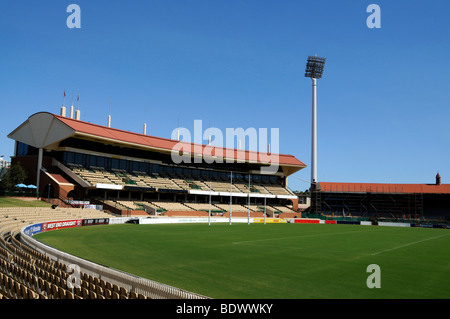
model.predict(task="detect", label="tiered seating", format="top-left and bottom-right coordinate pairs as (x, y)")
top-left (0, 206), bottom-right (147, 299)
top-left (70, 167), bottom-right (127, 186)
top-left (252, 184), bottom-right (271, 194)
top-left (264, 184), bottom-right (295, 196)
top-left (125, 173), bottom-right (182, 191)
top-left (233, 182), bottom-right (271, 195)
top-left (101, 170), bottom-right (124, 185)
top-left (196, 179), bottom-right (293, 196)
top-left (102, 200), bottom-right (130, 211)
top-left (233, 183), bottom-right (249, 193)
top-left (243, 204), bottom-right (263, 212)
top-left (150, 177), bottom-right (182, 190)
top-left (170, 178), bottom-right (192, 190)
top-left (70, 167), bottom-right (114, 186)
top-left (0, 207), bottom-right (111, 236)
top-left (115, 200), bottom-right (142, 210)
top-left (149, 201), bottom-right (193, 211)
top-left (68, 164), bottom-right (295, 197)
top-left (209, 181), bottom-right (241, 193)
top-left (183, 202), bottom-right (223, 212)
top-left (136, 201), bottom-right (165, 212)
top-left (269, 204), bottom-right (296, 213)
top-left (222, 211), bottom-right (265, 218)
top-left (214, 203), bottom-right (249, 212)
top-left (190, 180), bottom-right (211, 191)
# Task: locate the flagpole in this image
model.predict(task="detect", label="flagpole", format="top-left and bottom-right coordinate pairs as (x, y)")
top-left (229, 171), bottom-right (232, 225)
top-left (264, 195), bottom-right (266, 225)
top-left (248, 173), bottom-right (250, 225)
top-left (208, 170), bottom-right (211, 226)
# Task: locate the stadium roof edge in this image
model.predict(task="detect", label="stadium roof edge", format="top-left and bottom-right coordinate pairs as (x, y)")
top-left (8, 112), bottom-right (307, 174)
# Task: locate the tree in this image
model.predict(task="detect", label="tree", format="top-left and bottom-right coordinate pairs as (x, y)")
top-left (0, 162), bottom-right (27, 193)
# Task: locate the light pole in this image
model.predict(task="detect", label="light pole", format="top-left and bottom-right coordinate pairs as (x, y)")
top-left (305, 55), bottom-right (326, 215)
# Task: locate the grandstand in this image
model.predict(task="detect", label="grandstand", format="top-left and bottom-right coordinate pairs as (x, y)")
top-left (318, 173), bottom-right (450, 220)
top-left (1, 110), bottom-right (308, 300)
top-left (7, 111), bottom-right (305, 217)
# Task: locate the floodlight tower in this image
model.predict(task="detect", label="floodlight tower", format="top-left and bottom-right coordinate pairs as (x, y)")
top-left (305, 55), bottom-right (326, 215)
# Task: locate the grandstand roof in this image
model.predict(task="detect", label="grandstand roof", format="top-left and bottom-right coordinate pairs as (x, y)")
top-left (319, 182), bottom-right (450, 194)
top-left (8, 112), bottom-right (306, 174)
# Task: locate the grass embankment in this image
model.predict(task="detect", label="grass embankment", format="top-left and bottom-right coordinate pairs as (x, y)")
top-left (0, 197), bottom-right (52, 207)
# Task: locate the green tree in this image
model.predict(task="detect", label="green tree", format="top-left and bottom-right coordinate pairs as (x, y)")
top-left (0, 162), bottom-right (27, 193)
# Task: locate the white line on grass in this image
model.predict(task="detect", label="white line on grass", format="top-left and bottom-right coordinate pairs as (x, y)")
top-left (371, 234), bottom-right (449, 256)
top-left (232, 229), bottom-right (374, 245)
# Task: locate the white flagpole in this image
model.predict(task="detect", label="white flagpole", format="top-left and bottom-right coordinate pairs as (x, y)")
top-left (229, 171), bottom-right (233, 225)
top-left (208, 171), bottom-right (211, 226)
top-left (264, 195), bottom-right (266, 224)
top-left (248, 173), bottom-right (250, 225)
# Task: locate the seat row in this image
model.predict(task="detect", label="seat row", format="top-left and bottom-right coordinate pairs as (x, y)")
top-left (0, 207), bottom-right (149, 300)
top-left (1, 237), bottom-right (148, 299)
top-left (70, 166), bottom-right (295, 195)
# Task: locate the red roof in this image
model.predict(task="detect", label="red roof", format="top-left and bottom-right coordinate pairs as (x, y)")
top-left (319, 182), bottom-right (450, 194)
top-left (53, 113), bottom-right (306, 167)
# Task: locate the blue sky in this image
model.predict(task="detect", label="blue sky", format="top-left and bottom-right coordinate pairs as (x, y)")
top-left (0, 0), bottom-right (449, 192)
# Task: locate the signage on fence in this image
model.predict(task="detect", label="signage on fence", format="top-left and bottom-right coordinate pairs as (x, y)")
top-left (82, 218), bottom-right (110, 226)
top-left (253, 218), bottom-right (287, 223)
top-left (23, 223), bottom-right (43, 236)
top-left (293, 219), bottom-right (320, 224)
top-left (42, 219), bottom-right (82, 232)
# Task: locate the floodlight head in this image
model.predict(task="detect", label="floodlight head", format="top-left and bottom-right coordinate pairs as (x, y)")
top-left (305, 56), bottom-right (326, 79)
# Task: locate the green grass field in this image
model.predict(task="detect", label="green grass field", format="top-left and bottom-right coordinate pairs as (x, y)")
top-left (0, 197), bottom-right (52, 207)
top-left (33, 222), bottom-right (450, 299)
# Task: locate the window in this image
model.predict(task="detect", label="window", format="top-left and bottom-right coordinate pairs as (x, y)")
top-left (16, 142), bottom-right (38, 156)
top-left (88, 155), bottom-right (97, 168)
top-left (63, 152), bottom-right (75, 165)
top-left (74, 153), bottom-right (84, 166)
top-left (111, 158), bottom-right (120, 170)
top-left (119, 159), bottom-right (128, 171)
top-left (97, 157), bottom-right (105, 169)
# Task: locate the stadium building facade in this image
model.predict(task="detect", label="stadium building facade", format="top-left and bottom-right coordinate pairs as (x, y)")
top-left (318, 173), bottom-right (450, 220)
top-left (7, 111), bottom-right (306, 216)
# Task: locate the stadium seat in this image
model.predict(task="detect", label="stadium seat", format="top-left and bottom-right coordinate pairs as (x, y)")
top-left (0, 205), bottom-right (201, 299)
top-left (81, 287), bottom-right (89, 299)
top-left (65, 289), bottom-right (74, 299)
top-left (89, 289), bottom-right (97, 299)
top-left (104, 288), bottom-right (112, 299)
